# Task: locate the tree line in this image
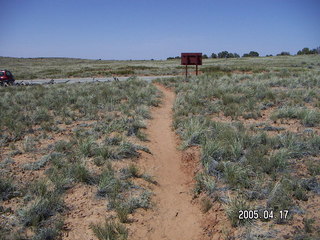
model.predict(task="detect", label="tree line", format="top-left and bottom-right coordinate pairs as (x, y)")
top-left (167, 46), bottom-right (319, 60)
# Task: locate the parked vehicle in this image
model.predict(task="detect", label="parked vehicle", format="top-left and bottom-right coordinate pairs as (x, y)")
top-left (0, 70), bottom-right (15, 85)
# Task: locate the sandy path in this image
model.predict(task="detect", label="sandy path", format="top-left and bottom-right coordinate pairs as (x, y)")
top-left (130, 84), bottom-right (203, 240)
top-left (62, 185), bottom-right (108, 240)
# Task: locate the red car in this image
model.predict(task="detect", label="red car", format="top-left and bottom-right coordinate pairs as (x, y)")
top-left (0, 70), bottom-right (15, 85)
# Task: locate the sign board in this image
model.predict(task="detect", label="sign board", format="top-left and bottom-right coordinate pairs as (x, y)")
top-left (181, 53), bottom-right (202, 65)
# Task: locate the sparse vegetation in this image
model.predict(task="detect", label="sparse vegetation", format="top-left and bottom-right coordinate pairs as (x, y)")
top-left (21, 192), bottom-right (63, 227)
top-left (1, 55), bottom-right (320, 239)
top-left (0, 175), bottom-right (18, 200)
top-left (226, 195), bottom-right (251, 227)
top-left (0, 77), bottom-right (161, 238)
top-left (90, 219), bottom-right (128, 240)
top-left (155, 54), bottom-right (320, 238)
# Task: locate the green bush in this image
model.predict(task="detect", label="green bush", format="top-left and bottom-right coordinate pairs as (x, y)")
top-left (124, 191), bottom-right (152, 212)
top-left (69, 163), bottom-right (93, 184)
top-left (262, 150), bottom-right (288, 174)
top-left (267, 182), bottom-right (293, 212)
top-left (226, 195), bottom-right (251, 227)
top-left (90, 219), bottom-right (128, 240)
top-left (223, 162), bottom-right (252, 189)
top-left (21, 193), bottom-right (63, 227)
top-left (0, 176), bottom-right (17, 200)
top-left (194, 172), bottom-right (216, 195)
top-left (97, 167), bottom-right (124, 199)
top-left (115, 205), bottom-right (130, 223)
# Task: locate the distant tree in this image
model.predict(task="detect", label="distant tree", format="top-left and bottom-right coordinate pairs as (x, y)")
top-left (234, 53), bottom-right (240, 58)
top-left (227, 52), bottom-right (234, 58)
top-left (297, 47), bottom-right (309, 55)
top-left (266, 54), bottom-right (273, 57)
top-left (218, 51), bottom-right (229, 58)
top-left (296, 47), bottom-right (317, 55)
top-left (174, 56), bottom-right (181, 59)
top-left (211, 53), bottom-right (217, 58)
top-left (310, 48), bottom-right (318, 54)
top-left (242, 51), bottom-right (259, 57)
top-left (249, 51), bottom-right (259, 57)
top-left (277, 52), bottom-right (290, 56)
top-left (167, 57), bottom-right (175, 60)
top-left (202, 54), bottom-right (208, 59)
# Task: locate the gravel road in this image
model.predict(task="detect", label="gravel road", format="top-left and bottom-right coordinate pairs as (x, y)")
top-left (15, 75), bottom-right (177, 85)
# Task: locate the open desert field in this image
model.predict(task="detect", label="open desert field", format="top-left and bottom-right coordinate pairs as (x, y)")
top-left (1, 55), bottom-right (319, 80)
top-left (1, 54), bottom-right (320, 240)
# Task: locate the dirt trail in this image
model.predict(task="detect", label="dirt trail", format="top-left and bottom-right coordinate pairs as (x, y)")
top-left (130, 84), bottom-right (203, 240)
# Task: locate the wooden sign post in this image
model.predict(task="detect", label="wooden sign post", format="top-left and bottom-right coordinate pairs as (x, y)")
top-left (181, 53), bottom-right (202, 78)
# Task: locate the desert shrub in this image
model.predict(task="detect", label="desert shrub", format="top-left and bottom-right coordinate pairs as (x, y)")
top-left (97, 167), bottom-right (124, 198)
top-left (271, 107), bottom-right (304, 120)
top-left (210, 122), bottom-right (244, 160)
top-left (178, 117), bottom-right (209, 148)
top-left (96, 145), bottom-right (114, 160)
top-left (123, 191), bottom-right (152, 212)
top-left (22, 136), bottom-right (36, 152)
top-left (113, 142), bottom-right (150, 159)
top-left (93, 156), bottom-right (105, 166)
top-left (267, 182), bottom-right (293, 212)
top-left (78, 138), bottom-right (98, 157)
top-left (21, 192), bottom-right (63, 227)
top-left (47, 170), bottom-right (73, 193)
top-left (54, 140), bottom-right (73, 153)
top-left (279, 132), bottom-right (320, 158)
top-left (33, 107), bottom-right (52, 124)
top-left (245, 145), bottom-right (269, 172)
top-left (261, 150), bottom-right (288, 174)
top-left (303, 218), bottom-right (315, 233)
top-left (283, 178), bottom-right (309, 201)
top-left (271, 107), bottom-right (320, 127)
top-left (0, 157), bottom-right (15, 168)
top-left (194, 172), bottom-right (216, 195)
top-left (121, 164), bottom-right (141, 179)
top-left (127, 164), bottom-right (140, 177)
top-left (126, 119), bottom-right (146, 137)
top-left (29, 179), bottom-right (49, 197)
top-left (105, 135), bottom-right (123, 146)
top-left (90, 219), bottom-right (128, 240)
top-left (302, 110), bottom-right (320, 127)
top-left (115, 142), bottom-right (139, 159)
top-left (0, 176), bottom-right (17, 200)
top-left (135, 105), bottom-right (151, 119)
top-left (32, 220), bottom-right (63, 240)
top-left (293, 185), bottom-right (308, 201)
top-left (307, 161), bottom-right (320, 176)
top-left (226, 195), bottom-right (251, 227)
top-left (115, 205), bottom-right (130, 223)
top-left (223, 162), bottom-right (252, 189)
top-left (46, 159), bottom-right (93, 190)
top-left (69, 163), bottom-right (93, 184)
top-left (23, 152), bottom-right (64, 171)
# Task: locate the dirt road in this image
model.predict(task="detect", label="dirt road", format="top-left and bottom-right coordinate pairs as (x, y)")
top-left (130, 84), bottom-right (203, 240)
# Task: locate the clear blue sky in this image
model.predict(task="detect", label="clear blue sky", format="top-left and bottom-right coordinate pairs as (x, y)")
top-left (0, 0), bottom-right (319, 60)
